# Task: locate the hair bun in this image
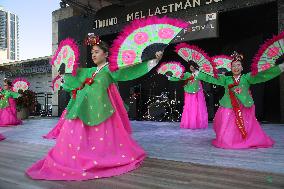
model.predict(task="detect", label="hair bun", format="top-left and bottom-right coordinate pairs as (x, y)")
top-left (3, 78), bottom-right (12, 87)
top-left (231, 51), bottom-right (244, 62)
top-left (84, 33), bottom-right (101, 46)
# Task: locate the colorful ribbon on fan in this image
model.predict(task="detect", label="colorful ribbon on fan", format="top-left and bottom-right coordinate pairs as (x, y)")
top-left (228, 78), bottom-right (247, 139)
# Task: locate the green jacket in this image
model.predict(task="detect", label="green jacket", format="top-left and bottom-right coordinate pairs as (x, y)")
top-left (196, 66), bottom-right (282, 108)
top-left (170, 72), bottom-right (200, 93)
top-left (0, 90), bottom-right (20, 109)
top-left (62, 61), bottom-right (155, 126)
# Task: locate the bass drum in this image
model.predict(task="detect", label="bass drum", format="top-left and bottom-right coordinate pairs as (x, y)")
top-left (147, 101), bottom-right (171, 121)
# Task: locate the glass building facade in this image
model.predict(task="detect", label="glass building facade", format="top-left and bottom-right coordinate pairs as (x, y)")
top-left (0, 6), bottom-right (19, 61)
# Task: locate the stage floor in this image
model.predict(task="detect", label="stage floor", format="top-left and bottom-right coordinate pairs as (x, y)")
top-left (0, 118), bottom-right (284, 188)
top-left (1, 119), bottom-right (284, 174)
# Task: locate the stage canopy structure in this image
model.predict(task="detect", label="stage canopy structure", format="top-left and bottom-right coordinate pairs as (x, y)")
top-left (60, 0), bottom-right (144, 15)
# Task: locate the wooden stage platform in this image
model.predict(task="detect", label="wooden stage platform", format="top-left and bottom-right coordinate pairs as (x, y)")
top-left (0, 119), bottom-right (284, 188)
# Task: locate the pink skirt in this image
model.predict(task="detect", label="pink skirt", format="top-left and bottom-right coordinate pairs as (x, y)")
top-left (26, 84), bottom-right (146, 181)
top-left (0, 133), bottom-right (5, 141)
top-left (43, 109), bottom-right (67, 139)
top-left (212, 105), bottom-right (274, 149)
top-left (0, 98), bottom-right (22, 127)
top-left (180, 83), bottom-right (208, 129)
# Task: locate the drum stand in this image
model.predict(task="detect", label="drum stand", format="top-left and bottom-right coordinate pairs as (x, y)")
top-left (143, 89), bottom-right (181, 122)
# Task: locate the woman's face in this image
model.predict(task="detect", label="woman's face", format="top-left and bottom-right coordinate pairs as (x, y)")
top-left (3, 82), bottom-right (9, 90)
top-left (91, 45), bottom-right (107, 65)
top-left (189, 65), bottom-right (195, 72)
top-left (231, 61), bottom-right (243, 76)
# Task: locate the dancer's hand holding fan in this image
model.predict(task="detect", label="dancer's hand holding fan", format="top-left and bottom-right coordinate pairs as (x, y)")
top-left (51, 38), bottom-right (80, 76)
top-left (211, 55), bottom-right (233, 74)
top-left (175, 43), bottom-right (218, 78)
top-left (51, 75), bottom-right (64, 93)
top-left (50, 38), bottom-right (80, 92)
top-left (157, 61), bottom-right (185, 80)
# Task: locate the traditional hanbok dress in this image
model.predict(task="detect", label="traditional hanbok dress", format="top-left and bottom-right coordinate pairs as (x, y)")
top-left (170, 72), bottom-right (208, 129)
top-left (26, 60), bottom-right (158, 180)
top-left (43, 109), bottom-right (67, 139)
top-left (197, 65), bottom-right (283, 149)
top-left (0, 90), bottom-right (22, 127)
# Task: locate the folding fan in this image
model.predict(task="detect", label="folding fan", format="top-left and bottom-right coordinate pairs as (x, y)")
top-left (211, 55), bottom-right (233, 74)
top-left (51, 38), bottom-right (80, 76)
top-left (157, 61), bottom-right (185, 79)
top-left (109, 16), bottom-right (189, 72)
top-left (12, 78), bottom-right (30, 92)
top-left (251, 31), bottom-right (284, 76)
top-left (175, 43), bottom-right (218, 77)
top-left (51, 75), bottom-right (64, 93)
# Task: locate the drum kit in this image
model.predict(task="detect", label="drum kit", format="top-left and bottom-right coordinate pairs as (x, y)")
top-left (143, 90), bottom-right (181, 122)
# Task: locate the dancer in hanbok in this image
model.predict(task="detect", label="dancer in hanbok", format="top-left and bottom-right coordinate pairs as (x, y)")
top-left (159, 61), bottom-right (208, 129)
top-left (196, 52), bottom-right (284, 149)
top-left (0, 79), bottom-right (22, 127)
top-left (26, 35), bottom-right (163, 180)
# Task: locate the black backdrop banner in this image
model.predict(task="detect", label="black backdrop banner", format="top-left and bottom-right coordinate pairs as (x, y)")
top-left (172, 12), bottom-right (218, 42)
top-left (91, 0), bottom-right (221, 39)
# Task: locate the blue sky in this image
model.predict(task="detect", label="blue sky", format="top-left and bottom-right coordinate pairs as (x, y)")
top-left (0, 0), bottom-right (60, 60)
